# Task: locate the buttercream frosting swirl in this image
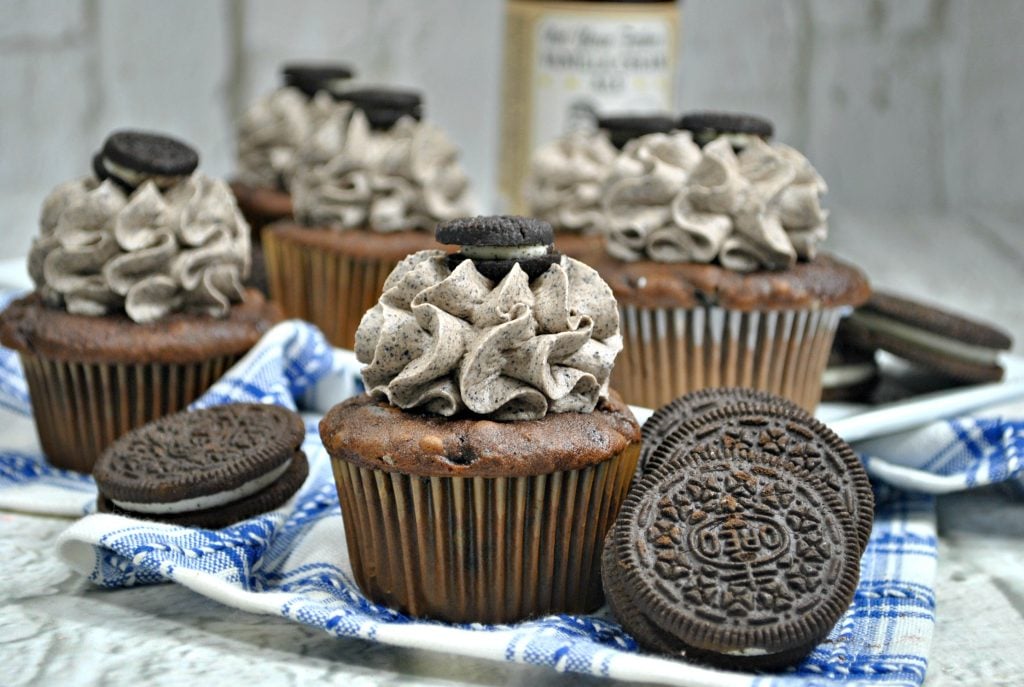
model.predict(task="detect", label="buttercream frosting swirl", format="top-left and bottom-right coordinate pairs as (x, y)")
top-left (605, 136), bottom-right (829, 271)
top-left (355, 250), bottom-right (621, 421)
top-left (236, 88), bottom-right (341, 189)
top-left (29, 174), bottom-right (251, 323)
top-left (524, 130), bottom-right (618, 234)
top-left (290, 109), bottom-right (473, 232)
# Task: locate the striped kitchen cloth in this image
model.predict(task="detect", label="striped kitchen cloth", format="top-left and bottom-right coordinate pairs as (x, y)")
top-left (0, 314), bottom-right (1021, 686)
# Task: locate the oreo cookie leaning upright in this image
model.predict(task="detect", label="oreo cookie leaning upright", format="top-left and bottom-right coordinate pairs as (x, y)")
top-left (93, 130), bottom-right (199, 191)
top-left (597, 113), bottom-right (677, 149)
top-left (335, 87), bottom-right (423, 130)
top-left (677, 110), bottom-right (774, 150)
top-left (94, 404), bottom-right (308, 529)
top-left (438, 215), bottom-right (561, 282)
top-left (282, 62), bottom-right (355, 98)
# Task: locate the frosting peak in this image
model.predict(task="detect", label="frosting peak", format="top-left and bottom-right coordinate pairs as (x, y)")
top-left (604, 135), bottom-right (829, 271)
top-left (355, 251), bottom-right (621, 421)
top-left (291, 109), bottom-right (473, 232)
top-left (30, 174), bottom-right (251, 323)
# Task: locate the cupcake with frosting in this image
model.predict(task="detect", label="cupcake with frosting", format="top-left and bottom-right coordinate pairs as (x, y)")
top-left (523, 114), bottom-right (676, 264)
top-left (231, 62), bottom-right (355, 230)
top-left (0, 130), bottom-right (280, 473)
top-left (596, 116), bottom-right (870, 411)
top-left (320, 216), bottom-right (640, 623)
top-left (263, 87), bottom-right (473, 349)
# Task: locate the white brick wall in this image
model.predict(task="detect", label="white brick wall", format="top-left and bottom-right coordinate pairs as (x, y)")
top-left (1, 0), bottom-right (1022, 260)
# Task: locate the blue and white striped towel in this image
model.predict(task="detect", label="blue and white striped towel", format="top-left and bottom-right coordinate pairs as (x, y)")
top-left (1, 313), bottom-right (1022, 686)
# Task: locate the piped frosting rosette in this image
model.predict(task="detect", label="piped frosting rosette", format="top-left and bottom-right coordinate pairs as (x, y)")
top-left (524, 130), bottom-right (619, 234)
top-left (236, 89), bottom-right (343, 189)
top-left (29, 174), bottom-right (251, 323)
top-left (291, 109), bottom-right (472, 232)
top-left (355, 250), bottom-right (622, 421)
top-left (605, 136), bottom-right (829, 272)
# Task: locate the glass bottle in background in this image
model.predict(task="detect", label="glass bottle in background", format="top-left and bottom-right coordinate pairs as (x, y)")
top-left (498, 0), bottom-right (680, 213)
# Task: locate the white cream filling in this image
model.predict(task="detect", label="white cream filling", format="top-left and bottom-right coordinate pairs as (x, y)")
top-left (102, 157), bottom-right (186, 188)
top-left (849, 311), bottom-right (1003, 366)
top-left (822, 362), bottom-right (877, 388)
top-left (112, 458), bottom-right (293, 514)
top-left (325, 77), bottom-right (353, 94)
top-left (723, 646), bottom-right (770, 657)
top-left (460, 244), bottom-right (549, 260)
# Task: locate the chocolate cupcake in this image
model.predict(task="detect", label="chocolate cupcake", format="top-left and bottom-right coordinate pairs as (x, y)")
top-left (319, 216), bottom-right (641, 623)
top-left (0, 130), bottom-right (279, 473)
top-left (594, 120), bottom-right (869, 411)
top-left (523, 114), bottom-right (677, 264)
top-left (263, 87), bottom-right (473, 349)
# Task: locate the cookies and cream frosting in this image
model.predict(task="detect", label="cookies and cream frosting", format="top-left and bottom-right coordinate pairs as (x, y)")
top-left (29, 174), bottom-right (251, 323)
top-left (524, 130), bottom-right (619, 235)
top-left (290, 109), bottom-right (472, 232)
top-left (605, 136), bottom-right (829, 272)
top-left (236, 88), bottom-right (341, 189)
top-left (355, 250), bottom-right (621, 421)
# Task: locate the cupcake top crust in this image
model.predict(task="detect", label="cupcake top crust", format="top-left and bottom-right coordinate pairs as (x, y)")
top-left (29, 130), bottom-right (252, 324)
top-left (354, 216), bottom-right (622, 421)
top-left (290, 88), bottom-right (473, 233)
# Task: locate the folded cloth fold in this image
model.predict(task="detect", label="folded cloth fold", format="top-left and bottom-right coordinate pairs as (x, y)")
top-left (0, 296), bottom-right (1021, 686)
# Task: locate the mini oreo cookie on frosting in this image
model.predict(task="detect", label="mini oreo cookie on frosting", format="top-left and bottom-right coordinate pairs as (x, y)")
top-left (597, 113), bottom-right (677, 149)
top-left (437, 215), bottom-right (561, 282)
top-left (94, 404), bottom-right (308, 528)
top-left (282, 62), bottom-right (355, 98)
top-left (335, 87), bottom-right (423, 130)
top-left (93, 130), bottom-right (199, 191)
top-left (678, 110), bottom-right (774, 150)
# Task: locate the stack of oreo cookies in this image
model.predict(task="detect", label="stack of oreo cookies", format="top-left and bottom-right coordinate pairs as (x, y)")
top-left (603, 388), bottom-right (873, 669)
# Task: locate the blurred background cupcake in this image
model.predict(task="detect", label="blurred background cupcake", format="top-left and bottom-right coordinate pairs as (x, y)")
top-left (320, 216), bottom-right (640, 623)
top-left (232, 62), bottom-right (356, 293)
top-left (0, 130), bottom-right (279, 473)
top-left (263, 87), bottom-right (474, 349)
top-left (596, 112), bottom-right (870, 411)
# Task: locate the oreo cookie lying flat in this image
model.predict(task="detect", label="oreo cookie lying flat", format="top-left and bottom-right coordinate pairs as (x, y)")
top-left (603, 448), bottom-right (860, 669)
top-left (94, 404), bottom-right (308, 529)
top-left (438, 216), bottom-right (561, 282)
top-left (678, 111), bottom-right (774, 149)
top-left (640, 387), bottom-right (803, 473)
top-left (335, 87), bottom-right (423, 130)
top-left (282, 62), bottom-right (355, 98)
top-left (647, 401), bottom-right (874, 553)
top-left (597, 114), bottom-right (677, 149)
top-left (94, 130), bottom-right (199, 191)
top-left (843, 290), bottom-right (1013, 384)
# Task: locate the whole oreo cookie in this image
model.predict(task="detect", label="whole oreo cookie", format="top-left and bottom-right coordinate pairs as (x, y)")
top-left (438, 216), bottom-right (560, 282)
top-left (94, 403), bottom-right (308, 529)
top-left (335, 87), bottom-right (423, 130)
top-left (95, 130), bottom-right (199, 190)
top-left (604, 448), bottom-right (860, 669)
top-left (597, 114), bottom-right (677, 149)
top-left (678, 111), bottom-right (774, 148)
top-left (640, 387), bottom-right (803, 473)
top-left (282, 62), bottom-right (355, 98)
top-left (647, 401), bottom-right (874, 553)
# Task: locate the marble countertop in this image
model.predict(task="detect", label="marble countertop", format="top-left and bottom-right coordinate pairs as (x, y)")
top-left (2, 211), bottom-right (1024, 686)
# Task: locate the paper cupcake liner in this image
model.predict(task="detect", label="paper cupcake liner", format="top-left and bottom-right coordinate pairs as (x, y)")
top-left (612, 305), bottom-right (845, 412)
top-left (263, 230), bottom-right (397, 350)
top-left (331, 443), bottom-right (640, 624)
top-left (19, 353), bottom-right (239, 474)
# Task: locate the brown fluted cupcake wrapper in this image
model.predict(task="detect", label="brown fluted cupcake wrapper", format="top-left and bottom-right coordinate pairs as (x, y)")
top-left (20, 353), bottom-right (240, 474)
top-left (330, 443), bottom-right (640, 624)
top-left (263, 229), bottom-right (397, 350)
top-left (612, 305), bottom-right (845, 412)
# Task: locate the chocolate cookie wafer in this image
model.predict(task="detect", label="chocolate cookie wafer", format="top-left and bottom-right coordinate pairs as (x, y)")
top-left (647, 401), bottom-right (874, 552)
top-left (438, 215), bottom-right (561, 281)
top-left (94, 403), bottom-right (308, 529)
top-left (604, 448), bottom-right (861, 669)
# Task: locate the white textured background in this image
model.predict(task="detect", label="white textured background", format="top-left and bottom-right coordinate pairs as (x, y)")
top-left (1, 1), bottom-right (1022, 326)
